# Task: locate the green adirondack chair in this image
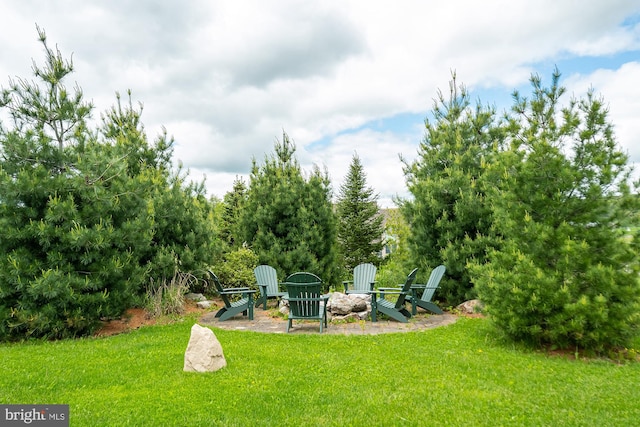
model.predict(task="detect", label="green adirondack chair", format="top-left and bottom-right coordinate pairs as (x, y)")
top-left (369, 268), bottom-right (418, 323)
top-left (208, 270), bottom-right (256, 321)
top-left (407, 265), bottom-right (445, 315)
top-left (284, 272), bottom-right (329, 333)
top-left (254, 265), bottom-right (287, 309)
top-left (343, 263), bottom-right (377, 294)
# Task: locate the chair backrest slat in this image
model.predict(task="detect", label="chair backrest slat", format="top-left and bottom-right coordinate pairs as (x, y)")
top-left (353, 263), bottom-right (377, 292)
top-left (421, 265), bottom-right (446, 302)
top-left (254, 265), bottom-right (279, 295)
top-left (208, 270), bottom-right (231, 308)
top-left (285, 272), bottom-right (323, 318)
top-left (395, 268), bottom-right (418, 309)
top-left (286, 272), bottom-right (322, 284)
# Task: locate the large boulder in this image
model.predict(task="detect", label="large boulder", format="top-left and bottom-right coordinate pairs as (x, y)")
top-left (184, 324), bottom-right (226, 372)
top-left (327, 292), bottom-right (370, 315)
top-left (279, 292), bottom-right (372, 319)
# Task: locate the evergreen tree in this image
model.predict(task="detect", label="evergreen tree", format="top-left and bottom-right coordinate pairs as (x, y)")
top-left (214, 178), bottom-right (257, 292)
top-left (0, 29), bottom-right (151, 338)
top-left (98, 93), bottom-right (213, 282)
top-left (304, 163), bottom-right (339, 286)
top-left (335, 153), bottom-right (384, 275)
top-left (147, 164), bottom-right (217, 282)
top-left (219, 177), bottom-right (247, 250)
top-left (240, 132), bottom-right (338, 288)
top-left (0, 28), bottom-right (216, 339)
top-left (400, 74), bottom-right (502, 304)
top-left (470, 70), bottom-right (640, 352)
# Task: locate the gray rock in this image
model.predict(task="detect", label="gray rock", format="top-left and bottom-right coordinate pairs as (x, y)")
top-left (184, 324), bottom-right (226, 372)
top-left (184, 293), bottom-right (206, 302)
top-left (457, 299), bottom-right (484, 314)
top-left (328, 292), bottom-right (371, 315)
top-left (196, 300), bottom-right (212, 309)
top-left (279, 298), bottom-right (290, 315)
top-left (354, 309), bottom-right (369, 320)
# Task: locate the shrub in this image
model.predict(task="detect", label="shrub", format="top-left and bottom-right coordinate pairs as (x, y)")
top-left (213, 247), bottom-right (259, 290)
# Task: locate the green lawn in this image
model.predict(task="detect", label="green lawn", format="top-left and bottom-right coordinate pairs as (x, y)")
top-left (1, 316), bottom-right (638, 426)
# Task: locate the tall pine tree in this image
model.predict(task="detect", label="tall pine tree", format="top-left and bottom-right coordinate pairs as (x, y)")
top-left (400, 74), bottom-right (501, 304)
top-left (219, 177), bottom-right (247, 250)
top-left (470, 70), bottom-right (640, 352)
top-left (240, 132), bottom-right (338, 288)
top-left (0, 28), bottom-right (216, 339)
top-left (0, 29), bottom-right (151, 338)
top-left (335, 153), bottom-right (384, 275)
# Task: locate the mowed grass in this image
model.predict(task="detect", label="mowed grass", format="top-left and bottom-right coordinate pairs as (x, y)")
top-left (1, 317), bottom-right (639, 426)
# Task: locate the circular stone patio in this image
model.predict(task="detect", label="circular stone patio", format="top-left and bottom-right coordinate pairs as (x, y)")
top-left (199, 307), bottom-right (458, 335)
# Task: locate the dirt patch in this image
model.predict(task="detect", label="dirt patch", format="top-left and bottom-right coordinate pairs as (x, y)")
top-left (459, 312), bottom-right (485, 319)
top-left (94, 308), bottom-right (155, 337)
top-left (94, 301), bottom-right (205, 337)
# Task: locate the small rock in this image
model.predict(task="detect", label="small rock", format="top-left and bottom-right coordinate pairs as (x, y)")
top-left (196, 300), bottom-right (212, 309)
top-left (184, 293), bottom-right (206, 302)
top-left (354, 309), bottom-right (369, 320)
top-left (332, 312), bottom-right (361, 322)
top-left (457, 299), bottom-right (484, 315)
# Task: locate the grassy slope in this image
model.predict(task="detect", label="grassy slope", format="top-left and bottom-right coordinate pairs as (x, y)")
top-left (1, 317), bottom-right (638, 426)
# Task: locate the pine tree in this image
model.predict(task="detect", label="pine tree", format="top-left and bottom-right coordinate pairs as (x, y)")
top-left (470, 69), bottom-right (640, 352)
top-left (335, 153), bottom-right (384, 275)
top-left (219, 177), bottom-right (247, 250)
top-left (0, 28), bottom-right (216, 339)
top-left (0, 29), bottom-right (151, 338)
top-left (400, 74), bottom-right (501, 304)
top-left (240, 132), bottom-right (338, 288)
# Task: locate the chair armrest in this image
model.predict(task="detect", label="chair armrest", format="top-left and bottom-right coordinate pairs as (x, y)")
top-left (371, 287), bottom-right (407, 301)
top-left (283, 281), bottom-right (322, 286)
top-left (221, 286), bottom-right (251, 292)
top-left (369, 289), bottom-right (405, 295)
top-left (287, 296), bottom-right (329, 302)
top-left (255, 282), bottom-right (287, 293)
top-left (283, 281), bottom-right (321, 285)
top-left (219, 288), bottom-right (256, 295)
top-left (240, 290), bottom-right (256, 303)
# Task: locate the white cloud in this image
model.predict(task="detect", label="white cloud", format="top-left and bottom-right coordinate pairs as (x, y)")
top-left (564, 62), bottom-right (640, 184)
top-left (308, 128), bottom-right (421, 209)
top-left (565, 62), bottom-right (640, 163)
top-left (1, 0), bottom-right (639, 201)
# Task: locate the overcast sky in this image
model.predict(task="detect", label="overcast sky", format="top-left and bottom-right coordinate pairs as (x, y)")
top-left (1, 1), bottom-right (639, 207)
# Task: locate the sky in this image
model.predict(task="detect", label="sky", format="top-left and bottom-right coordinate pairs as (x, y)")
top-left (1, 1), bottom-right (639, 208)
